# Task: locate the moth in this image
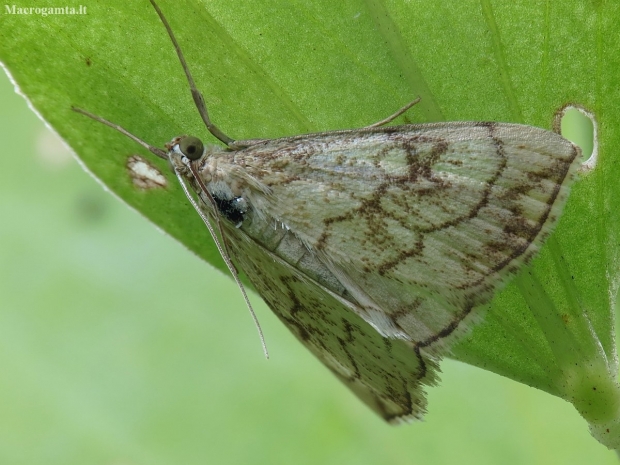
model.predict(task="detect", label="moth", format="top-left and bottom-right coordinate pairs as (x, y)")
top-left (74, 0), bottom-right (581, 422)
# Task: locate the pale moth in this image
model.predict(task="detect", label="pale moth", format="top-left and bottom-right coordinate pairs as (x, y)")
top-left (74, 0), bottom-right (581, 422)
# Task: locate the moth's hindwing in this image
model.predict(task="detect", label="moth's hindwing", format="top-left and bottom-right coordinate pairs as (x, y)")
top-left (222, 219), bottom-right (438, 422)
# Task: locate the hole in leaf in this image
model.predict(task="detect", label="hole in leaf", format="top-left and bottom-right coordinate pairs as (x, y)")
top-left (555, 104), bottom-right (598, 171)
top-left (561, 108), bottom-right (594, 160)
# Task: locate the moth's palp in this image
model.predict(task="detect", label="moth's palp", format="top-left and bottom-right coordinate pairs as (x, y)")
top-left (178, 160), bottom-right (269, 360)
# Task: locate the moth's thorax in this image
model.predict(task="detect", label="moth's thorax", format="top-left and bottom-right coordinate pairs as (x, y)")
top-left (194, 146), bottom-right (231, 184)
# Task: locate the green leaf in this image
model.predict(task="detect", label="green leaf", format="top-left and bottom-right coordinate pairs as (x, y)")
top-left (1, 0), bottom-right (618, 458)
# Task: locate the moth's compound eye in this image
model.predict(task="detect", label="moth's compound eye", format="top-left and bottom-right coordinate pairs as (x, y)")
top-left (179, 136), bottom-right (204, 161)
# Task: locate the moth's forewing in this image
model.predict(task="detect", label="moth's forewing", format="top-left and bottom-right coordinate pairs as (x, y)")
top-left (221, 124), bottom-right (579, 344)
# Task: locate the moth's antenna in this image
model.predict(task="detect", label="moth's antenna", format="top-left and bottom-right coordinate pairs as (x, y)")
top-left (149, 0), bottom-right (235, 147)
top-left (72, 107), bottom-right (168, 159)
top-left (173, 165), bottom-right (269, 359)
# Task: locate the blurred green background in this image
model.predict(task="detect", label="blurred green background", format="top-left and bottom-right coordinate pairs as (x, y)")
top-left (0, 63), bottom-right (617, 465)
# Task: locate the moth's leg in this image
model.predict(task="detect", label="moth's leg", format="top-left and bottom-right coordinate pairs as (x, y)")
top-left (363, 97), bottom-right (421, 129)
top-left (229, 97), bottom-right (422, 148)
top-left (150, 0), bottom-right (236, 147)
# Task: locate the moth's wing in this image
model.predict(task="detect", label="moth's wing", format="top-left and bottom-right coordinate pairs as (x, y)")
top-left (222, 222), bottom-right (439, 422)
top-left (235, 123), bottom-right (581, 346)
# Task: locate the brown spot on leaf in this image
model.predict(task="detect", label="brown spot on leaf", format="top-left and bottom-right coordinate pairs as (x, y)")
top-left (126, 155), bottom-right (167, 190)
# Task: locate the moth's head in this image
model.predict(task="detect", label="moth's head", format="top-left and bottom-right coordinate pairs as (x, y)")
top-left (165, 135), bottom-right (208, 174)
top-left (166, 135), bottom-right (206, 162)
